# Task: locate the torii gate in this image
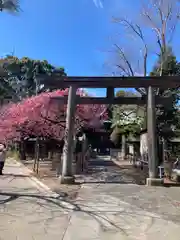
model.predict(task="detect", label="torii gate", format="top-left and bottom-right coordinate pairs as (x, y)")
top-left (42, 75), bottom-right (180, 186)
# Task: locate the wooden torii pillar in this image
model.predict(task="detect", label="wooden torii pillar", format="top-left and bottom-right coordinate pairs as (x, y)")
top-left (146, 86), bottom-right (163, 186)
top-left (59, 86), bottom-right (77, 184)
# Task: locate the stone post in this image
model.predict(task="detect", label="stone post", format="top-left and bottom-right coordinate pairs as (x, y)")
top-left (129, 144), bottom-right (134, 163)
top-left (82, 133), bottom-right (88, 172)
top-left (121, 134), bottom-right (126, 160)
top-left (146, 86), bottom-right (163, 186)
top-left (59, 86), bottom-right (77, 184)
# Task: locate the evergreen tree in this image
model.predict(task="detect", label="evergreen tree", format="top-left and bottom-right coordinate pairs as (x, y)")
top-left (150, 48), bottom-right (180, 139)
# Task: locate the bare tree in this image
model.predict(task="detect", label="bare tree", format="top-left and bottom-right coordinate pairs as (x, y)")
top-left (141, 0), bottom-right (179, 75)
top-left (111, 19), bottom-right (148, 94)
top-left (110, 0), bottom-right (180, 94)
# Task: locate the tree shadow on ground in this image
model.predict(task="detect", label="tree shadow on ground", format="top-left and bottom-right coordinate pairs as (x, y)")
top-left (0, 191), bottom-right (129, 236)
top-left (2, 173), bottom-right (30, 178)
top-left (82, 159), bottom-right (148, 185)
top-left (0, 190), bottom-right (179, 236)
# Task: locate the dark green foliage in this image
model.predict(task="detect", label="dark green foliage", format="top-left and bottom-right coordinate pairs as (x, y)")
top-left (150, 47), bottom-right (179, 77)
top-left (0, 56), bottom-right (66, 101)
top-left (150, 48), bottom-right (180, 139)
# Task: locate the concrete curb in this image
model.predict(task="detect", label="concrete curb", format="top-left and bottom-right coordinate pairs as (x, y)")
top-left (28, 175), bottom-right (60, 198)
top-left (7, 158), bottom-right (60, 198)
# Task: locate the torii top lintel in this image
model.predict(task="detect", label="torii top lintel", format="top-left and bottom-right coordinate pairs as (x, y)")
top-left (43, 76), bottom-right (180, 88)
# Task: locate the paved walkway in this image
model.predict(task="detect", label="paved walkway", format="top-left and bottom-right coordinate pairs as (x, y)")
top-left (76, 156), bottom-right (148, 184)
top-left (1, 159), bottom-right (180, 239)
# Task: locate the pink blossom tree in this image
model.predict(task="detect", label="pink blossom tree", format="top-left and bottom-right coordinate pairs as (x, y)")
top-left (0, 89), bottom-right (107, 143)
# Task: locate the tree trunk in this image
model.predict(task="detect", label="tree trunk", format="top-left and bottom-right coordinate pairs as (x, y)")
top-left (56, 152), bottom-right (62, 176)
top-left (51, 152), bottom-right (61, 171)
top-left (19, 138), bottom-right (26, 161)
top-left (33, 138), bottom-right (40, 173)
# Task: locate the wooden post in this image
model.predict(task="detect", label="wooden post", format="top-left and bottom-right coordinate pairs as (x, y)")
top-left (146, 86), bottom-right (163, 186)
top-left (59, 86), bottom-right (77, 184)
top-left (147, 86), bottom-right (157, 178)
top-left (106, 87), bottom-right (114, 99)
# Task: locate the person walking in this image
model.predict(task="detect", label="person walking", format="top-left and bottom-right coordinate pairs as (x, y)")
top-left (0, 143), bottom-right (7, 175)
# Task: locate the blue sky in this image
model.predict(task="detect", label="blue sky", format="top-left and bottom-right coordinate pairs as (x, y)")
top-left (0, 0), bottom-right (180, 96)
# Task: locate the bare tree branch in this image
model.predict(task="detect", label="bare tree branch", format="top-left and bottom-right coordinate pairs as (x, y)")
top-left (114, 43), bottom-right (134, 76)
top-left (110, 0), bottom-right (180, 96)
top-left (112, 19), bottom-right (148, 95)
